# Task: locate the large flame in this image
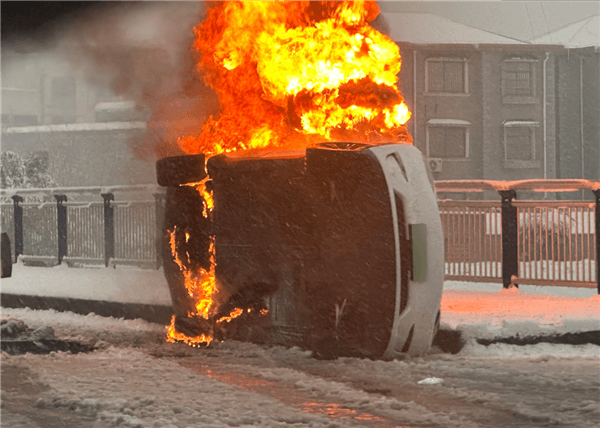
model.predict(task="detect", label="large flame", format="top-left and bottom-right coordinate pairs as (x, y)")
top-left (178, 0), bottom-right (411, 156)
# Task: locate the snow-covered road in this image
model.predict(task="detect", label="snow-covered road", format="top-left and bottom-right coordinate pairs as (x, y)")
top-left (2, 312), bottom-right (599, 428)
top-left (1, 265), bottom-right (599, 427)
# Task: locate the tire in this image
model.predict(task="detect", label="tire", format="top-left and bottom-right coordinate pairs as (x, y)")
top-left (156, 154), bottom-right (207, 187)
top-left (1, 232), bottom-right (12, 278)
top-left (308, 142), bottom-right (369, 151)
top-left (305, 142), bottom-right (370, 181)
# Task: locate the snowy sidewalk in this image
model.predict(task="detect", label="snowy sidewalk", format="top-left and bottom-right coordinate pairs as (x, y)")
top-left (0, 262), bottom-right (171, 306)
top-left (0, 263), bottom-right (173, 323)
top-left (1, 263), bottom-right (599, 344)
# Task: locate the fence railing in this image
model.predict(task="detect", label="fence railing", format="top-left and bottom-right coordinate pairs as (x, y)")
top-left (1, 180), bottom-right (599, 292)
top-left (0, 185), bottom-right (165, 269)
top-left (515, 201), bottom-right (596, 286)
top-left (438, 200), bottom-right (503, 282)
top-left (436, 179), bottom-right (599, 291)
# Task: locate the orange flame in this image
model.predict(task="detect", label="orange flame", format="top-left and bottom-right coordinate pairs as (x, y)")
top-left (183, 178), bottom-right (214, 218)
top-left (166, 316), bottom-right (213, 346)
top-left (178, 0), bottom-right (412, 156)
top-left (166, 228), bottom-right (218, 345)
top-left (169, 228), bottom-right (217, 319)
top-left (216, 308), bottom-right (244, 323)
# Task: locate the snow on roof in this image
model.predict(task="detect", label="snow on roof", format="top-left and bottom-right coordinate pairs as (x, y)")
top-left (435, 179), bottom-right (600, 192)
top-left (502, 120), bottom-right (540, 127)
top-left (3, 121), bottom-right (147, 134)
top-left (1, 87), bottom-right (39, 92)
top-left (380, 12), bottom-right (530, 46)
top-left (0, 184), bottom-right (162, 198)
top-left (427, 119), bottom-right (471, 126)
top-left (94, 101), bottom-right (137, 111)
top-left (532, 15), bottom-right (599, 48)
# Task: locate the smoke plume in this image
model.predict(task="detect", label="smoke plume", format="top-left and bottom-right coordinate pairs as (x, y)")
top-left (60, 2), bottom-right (219, 160)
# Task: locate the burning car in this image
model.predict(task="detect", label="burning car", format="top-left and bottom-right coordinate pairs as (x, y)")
top-left (152, 1), bottom-right (444, 359)
top-left (157, 141), bottom-right (443, 359)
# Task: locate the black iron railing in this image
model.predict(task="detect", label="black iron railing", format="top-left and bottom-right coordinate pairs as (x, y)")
top-left (436, 179), bottom-right (599, 292)
top-left (1, 180), bottom-right (599, 292)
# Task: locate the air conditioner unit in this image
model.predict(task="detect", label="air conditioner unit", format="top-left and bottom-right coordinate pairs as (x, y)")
top-left (428, 158), bottom-right (443, 173)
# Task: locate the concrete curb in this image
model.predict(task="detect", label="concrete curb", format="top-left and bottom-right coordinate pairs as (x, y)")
top-left (1, 293), bottom-right (173, 325)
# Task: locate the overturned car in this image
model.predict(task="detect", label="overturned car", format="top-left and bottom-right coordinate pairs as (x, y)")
top-left (157, 142), bottom-right (443, 359)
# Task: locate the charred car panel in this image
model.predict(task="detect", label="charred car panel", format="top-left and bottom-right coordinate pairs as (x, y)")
top-left (158, 142), bottom-right (443, 359)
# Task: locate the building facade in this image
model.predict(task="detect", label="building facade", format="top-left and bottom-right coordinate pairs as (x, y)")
top-left (1, 50), bottom-right (155, 187)
top-left (2, 13), bottom-right (599, 191)
top-left (385, 13), bottom-right (600, 194)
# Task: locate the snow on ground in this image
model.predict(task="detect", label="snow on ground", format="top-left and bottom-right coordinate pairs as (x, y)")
top-left (441, 281), bottom-right (600, 348)
top-left (2, 265), bottom-right (599, 352)
top-left (1, 266), bottom-right (599, 427)
top-left (1, 262), bottom-right (171, 306)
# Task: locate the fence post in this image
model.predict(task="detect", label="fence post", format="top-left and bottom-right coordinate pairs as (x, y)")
top-left (499, 190), bottom-right (518, 288)
top-left (102, 193), bottom-right (115, 268)
top-left (55, 194), bottom-right (68, 264)
top-left (593, 189), bottom-right (600, 294)
top-left (154, 193), bottom-right (166, 270)
top-left (11, 195), bottom-right (23, 262)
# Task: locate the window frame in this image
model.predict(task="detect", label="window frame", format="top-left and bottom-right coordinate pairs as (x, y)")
top-left (424, 57), bottom-right (469, 96)
top-left (502, 120), bottom-right (540, 168)
top-left (501, 58), bottom-right (538, 104)
top-left (426, 119), bottom-right (471, 160)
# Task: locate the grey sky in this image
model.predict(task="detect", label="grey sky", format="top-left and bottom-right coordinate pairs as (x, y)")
top-left (377, 1), bottom-right (600, 42)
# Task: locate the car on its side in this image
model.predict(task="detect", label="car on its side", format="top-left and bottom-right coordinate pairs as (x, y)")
top-left (157, 142), bottom-right (444, 359)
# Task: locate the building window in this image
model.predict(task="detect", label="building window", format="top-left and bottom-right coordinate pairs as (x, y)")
top-left (426, 119), bottom-right (470, 159)
top-left (501, 59), bottom-right (537, 103)
top-left (425, 58), bottom-right (468, 94)
top-left (503, 121), bottom-right (540, 168)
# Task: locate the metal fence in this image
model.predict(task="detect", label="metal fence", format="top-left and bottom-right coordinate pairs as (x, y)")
top-left (515, 201), bottom-right (596, 286)
top-left (1, 181), bottom-right (598, 291)
top-left (439, 199), bottom-right (597, 288)
top-left (436, 179), bottom-right (599, 290)
top-left (439, 200), bottom-right (503, 282)
top-left (22, 202), bottom-right (58, 259)
top-left (66, 202), bottom-right (105, 262)
top-left (113, 201), bottom-right (158, 264)
top-left (0, 185), bottom-right (164, 269)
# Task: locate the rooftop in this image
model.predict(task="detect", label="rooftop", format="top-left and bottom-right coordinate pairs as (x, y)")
top-left (532, 15), bottom-right (600, 48)
top-left (379, 12), bottom-right (529, 46)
